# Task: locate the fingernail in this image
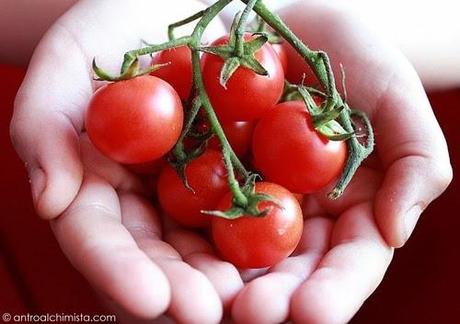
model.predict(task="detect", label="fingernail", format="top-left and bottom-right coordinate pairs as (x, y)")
top-left (404, 204), bottom-right (423, 243)
top-left (29, 167), bottom-right (46, 204)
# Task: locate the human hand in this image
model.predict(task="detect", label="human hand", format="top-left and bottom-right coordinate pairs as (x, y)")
top-left (10, 0), bottom-right (452, 323)
top-left (226, 1), bottom-right (452, 323)
top-left (9, 1), bottom-right (245, 323)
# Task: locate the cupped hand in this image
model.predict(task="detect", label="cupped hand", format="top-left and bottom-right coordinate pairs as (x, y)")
top-left (9, 1), bottom-right (243, 323)
top-left (10, 0), bottom-right (453, 323)
top-left (229, 1), bottom-right (452, 323)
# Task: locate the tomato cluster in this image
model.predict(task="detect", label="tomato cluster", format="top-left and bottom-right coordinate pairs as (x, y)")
top-left (85, 35), bottom-right (347, 269)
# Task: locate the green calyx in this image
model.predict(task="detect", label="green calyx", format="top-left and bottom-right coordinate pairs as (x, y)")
top-left (169, 140), bottom-right (208, 193)
top-left (92, 58), bottom-right (167, 82)
top-left (199, 8), bottom-right (270, 88)
top-left (203, 174), bottom-right (279, 220)
top-left (199, 33), bottom-right (269, 88)
top-left (295, 85), bottom-right (354, 141)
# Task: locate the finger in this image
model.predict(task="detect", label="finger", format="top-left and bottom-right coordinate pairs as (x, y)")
top-left (239, 268), bottom-right (269, 283)
top-left (50, 174), bottom-right (170, 319)
top-left (154, 260), bottom-right (222, 324)
top-left (291, 203), bottom-right (393, 324)
top-left (373, 83), bottom-right (452, 247)
top-left (10, 105), bottom-right (84, 220)
top-left (8, 3), bottom-right (95, 220)
top-left (120, 196), bottom-right (222, 324)
top-left (231, 217), bottom-right (333, 324)
top-left (166, 229), bottom-right (244, 312)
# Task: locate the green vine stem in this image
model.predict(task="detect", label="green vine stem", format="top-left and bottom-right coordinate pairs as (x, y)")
top-left (172, 97), bottom-right (203, 161)
top-left (329, 108), bottom-right (374, 199)
top-left (189, 0), bottom-right (250, 207)
top-left (120, 36), bottom-right (192, 74)
top-left (168, 10), bottom-right (206, 41)
top-left (235, 0), bottom-right (258, 56)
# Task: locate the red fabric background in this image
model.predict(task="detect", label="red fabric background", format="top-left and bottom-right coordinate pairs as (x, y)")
top-left (0, 64), bottom-right (459, 322)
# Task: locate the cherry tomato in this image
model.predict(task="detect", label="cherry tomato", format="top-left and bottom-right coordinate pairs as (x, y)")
top-left (86, 76), bottom-right (183, 164)
top-left (151, 46), bottom-right (193, 101)
top-left (212, 182), bottom-right (303, 269)
top-left (280, 42), bottom-right (318, 86)
top-left (202, 34), bottom-right (285, 122)
top-left (208, 121), bottom-right (255, 158)
top-left (157, 149), bottom-right (228, 228)
top-left (252, 101), bottom-right (347, 193)
top-left (272, 42), bottom-right (288, 73)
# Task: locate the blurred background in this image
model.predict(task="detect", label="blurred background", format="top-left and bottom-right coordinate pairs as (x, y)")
top-left (0, 63), bottom-right (459, 322)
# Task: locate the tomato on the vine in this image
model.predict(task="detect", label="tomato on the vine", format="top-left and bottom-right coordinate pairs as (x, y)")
top-left (212, 182), bottom-right (303, 269)
top-left (151, 46), bottom-right (193, 101)
top-left (86, 76), bottom-right (183, 164)
top-left (208, 121), bottom-right (255, 159)
top-left (252, 101), bottom-right (347, 193)
top-left (202, 34), bottom-right (285, 122)
top-left (157, 149), bottom-right (228, 228)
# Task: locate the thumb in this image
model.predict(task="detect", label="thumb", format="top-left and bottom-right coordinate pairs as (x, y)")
top-left (10, 100), bottom-right (83, 220)
top-left (9, 35), bottom-right (88, 220)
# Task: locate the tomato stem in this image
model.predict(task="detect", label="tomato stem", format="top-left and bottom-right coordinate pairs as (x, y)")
top-left (187, 0), bottom-right (251, 207)
top-left (235, 0), bottom-right (258, 57)
top-left (120, 36), bottom-right (192, 74)
top-left (329, 108), bottom-right (374, 199)
top-left (172, 97), bottom-right (203, 161)
top-left (168, 10), bottom-right (206, 41)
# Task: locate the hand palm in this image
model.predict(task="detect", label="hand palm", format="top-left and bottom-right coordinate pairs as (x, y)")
top-left (10, 0), bottom-right (451, 323)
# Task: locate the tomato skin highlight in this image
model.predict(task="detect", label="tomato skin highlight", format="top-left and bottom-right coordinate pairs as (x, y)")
top-left (208, 121), bottom-right (255, 159)
top-left (157, 149), bottom-right (228, 228)
top-left (202, 34), bottom-right (285, 122)
top-left (252, 101), bottom-right (347, 193)
top-left (212, 182), bottom-right (303, 269)
top-left (151, 46), bottom-right (193, 101)
top-left (86, 76), bottom-right (183, 164)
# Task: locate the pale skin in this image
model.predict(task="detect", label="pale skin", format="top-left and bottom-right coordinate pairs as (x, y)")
top-left (4, 0), bottom-right (454, 323)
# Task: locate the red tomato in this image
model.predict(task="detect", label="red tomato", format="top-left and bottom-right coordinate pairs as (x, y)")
top-left (252, 101), bottom-right (347, 193)
top-left (151, 46), bottom-right (193, 101)
top-left (212, 182), bottom-right (303, 269)
top-left (202, 34), bottom-right (285, 122)
top-left (157, 149), bottom-right (228, 228)
top-left (272, 43), bottom-right (288, 73)
top-left (284, 44), bottom-right (318, 85)
top-left (209, 121), bottom-right (255, 158)
top-left (86, 76), bottom-right (183, 164)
